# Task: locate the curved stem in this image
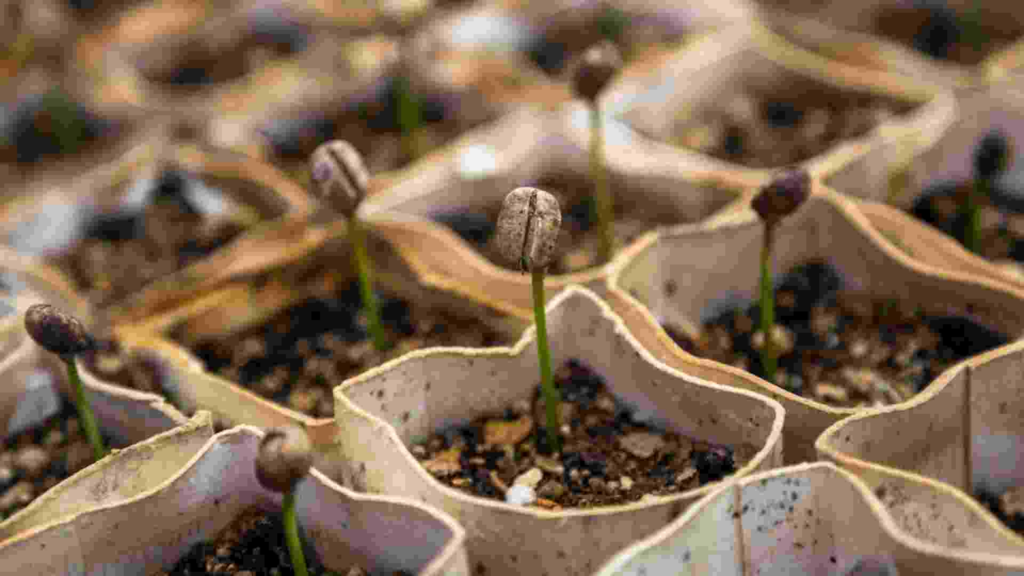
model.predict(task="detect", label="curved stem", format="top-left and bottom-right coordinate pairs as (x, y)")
top-left (283, 490), bottom-right (308, 576)
top-left (66, 359), bottom-right (107, 461)
top-left (350, 216), bottom-right (390, 352)
top-left (964, 181), bottom-right (982, 254)
top-left (590, 102), bottom-right (614, 265)
top-left (759, 225), bottom-right (777, 385)
top-left (532, 269), bottom-right (560, 454)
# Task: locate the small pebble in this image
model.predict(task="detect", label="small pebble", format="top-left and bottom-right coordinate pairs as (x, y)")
top-left (513, 467), bottom-right (543, 489)
top-left (618, 432), bottom-right (665, 459)
top-left (0, 481), bottom-right (34, 512)
top-left (534, 455), bottom-right (564, 475)
top-left (814, 383), bottom-right (849, 404)
top-left (999, 486), bottom-right (1024, 518)
top-left (505, 485), bottom-right (536, 506)
top-left (537, 480), bottom-right (566, 499)
top-left (15, 446), bottom-right (51, 479)
top-left (620, 476), bottom-right (634, 491)
top-left (483, 415), bottom-right (533, 446)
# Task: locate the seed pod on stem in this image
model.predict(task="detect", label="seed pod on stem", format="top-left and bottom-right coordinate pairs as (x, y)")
top-left (572, 41), bottom-right (622, 265)
top-left (24, 304), bottom-right (106, 460)
top-left (751, 169), bottom-right (811, 385)
top-left (255, 425), bottom-right (313, 576)
top-left (309, 140), bottom-right (389, 352)
top-left (496, 187), bottom-right (563, 453)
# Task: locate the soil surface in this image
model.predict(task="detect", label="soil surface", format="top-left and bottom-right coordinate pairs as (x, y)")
top-left (0, 401), bottom-right (117, 520)
top-left (911, 180), bottom-right (1024, 264)
top-left (264, 79), bottom-right (487, 179)
top-left (82, 337), bottom-right (168, 397)
top-left (411, 359), bottom-right (753, 509)
top-left (161, 506), bottom-right (399, 576)
top-left (50, 169), bottom-right (246, 306)
top-left (663, 261), bottom-right (1008, 408)
top-left (873, 5), bottom-right (1022, 66)
top-left (671, 77), bottom-right (916, 168)
top-left (978, 486), bottom-right (1024, 538)
top-left (433, 174), bottom-right (689, 274)
top-left (182, 281), bottom-right (510, 419)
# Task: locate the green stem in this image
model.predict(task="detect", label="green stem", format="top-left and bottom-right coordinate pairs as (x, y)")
top-left (350, 216), bottom-right (389, 352)
top-left (964, 181), bottom-right (982, 254)
top-left (283, 490), bottom-right (308, 576)
top-left (590, 103), bottom-right (613, 265)
top-left (396, 74), bottom-right (424, 162)
top-left (532, 269), bottom-right (560, 454)
top-left (759, 225), bottom-right (777, 384)
top-left (66, 359), bottom-right (107, 461)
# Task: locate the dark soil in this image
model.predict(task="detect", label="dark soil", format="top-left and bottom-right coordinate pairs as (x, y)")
top-left (663, 261), bottom-right (1008, 408)
top-left (977, 487), bottom-right (1024, 538)
top-left (262, 76), bottom-right (488, 178)
top-left (50, 168), bottom-right (246, 305)
top-left (671, 78), bottom-right (916, 168)
top-left (0, 88), bottom-right (109, 166)
top-left (81, 337), bottom-right (168, 397)
top-left (411, 359), bottom-right (753, 509)
top-left (162, 506), bottom-right (395, 576)
top-left (0, 401), bottom-right (119, 520)
top-left (911, 180), bottom-right (1024, 263)
top-left (873, 5), bottom-right (1023, 66)
top-left (433, 174), bottom-right (686, 274)
top-left (181, 281), bottom-right (510, 419)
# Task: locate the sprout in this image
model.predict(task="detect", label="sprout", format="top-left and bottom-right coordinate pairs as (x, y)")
top-left (24, 304), bottom-right (106, 460)
top-left (256, 426), bottom-right (313, 576)
top-left (572, 41), bottom-right (622, 266)
top-left (310, 140), bottom-right (389, 352)
top-left (751, 169), bottom-right (810, 384)
top-left (496, 187), bottom-right (563, 453)
top-left (964, 130), bottom-right (1013, 253)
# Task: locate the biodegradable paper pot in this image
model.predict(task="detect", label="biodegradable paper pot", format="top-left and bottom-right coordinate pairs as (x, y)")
top-left (1, 136), bottom-right (316, 318)
top-left (829, 74), bottom-right (1024, 207)
top-left (0, 246), bottom-right (189, 442)
top-left (596, 461), bottom-right (1024, 576)
top-left (0, 425), bottom-right (471, 575)
top-left (78, 3), bottom-right (398, 154)
top-left (91, 239), bottom-right (529, 483)
top-left (332, 286), bottom-right (784, 576)
top-left (404, 0), bottom-right (754, 126)
top-left (816, 337), bottom-right (1024, 557)
top-left (0, 411), bottom-right (212, 544)
top-left (361, 104), bottom-right (752, 321)
top-left (605, 23), bottom-right (955, 190)
top-left (605, 184), bottom-right (1024, 464)
top-left (758, 1), bottom-right (1024, 89)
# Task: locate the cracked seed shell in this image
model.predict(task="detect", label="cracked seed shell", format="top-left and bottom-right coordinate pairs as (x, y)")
top-left (495, 187), bottom-right (562, 272)
top-left (309, 140), bottom-right (369, 217)
top-left (255, 425), bottom-right (313, 493)
top-left (24, 304), bottom-right (92, 359)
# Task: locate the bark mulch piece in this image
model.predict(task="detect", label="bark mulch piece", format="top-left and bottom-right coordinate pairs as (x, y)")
top-left (663, 260), bottom-right (1008, 408)
top-left (412, 359), bottom-right (754, 510)
top-left (180, 281), bottom-right (510, 419)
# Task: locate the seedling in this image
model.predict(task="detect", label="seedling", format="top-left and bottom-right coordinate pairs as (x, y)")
top-left (966, 130), bottom-right (1012, 252)
top-left (395, 40), bottom-right (426, 164)
top-left (572, 41), bottom-right (622, 265)
top-left (310, 140), bottom-right (390, 352)
top-left (255, 426), bottom-right (314, 576)
top-left (496, 187), bottom-right (563, 453)
top-left (24, 304), bottom-right (106, 460)
top-left (750, 169), bottom-right (811, 384)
